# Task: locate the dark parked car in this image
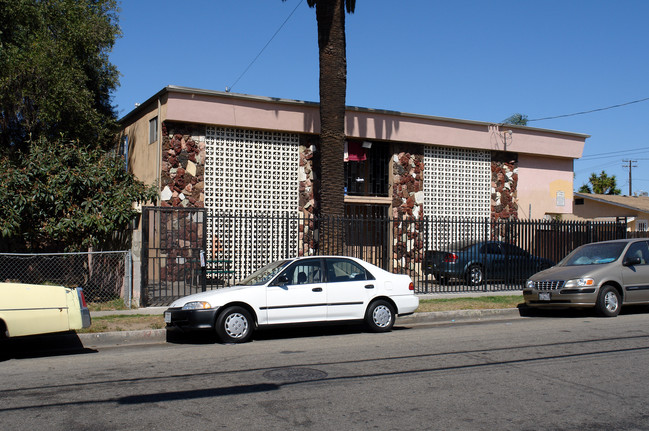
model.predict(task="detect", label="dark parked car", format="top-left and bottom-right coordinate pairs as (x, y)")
top-left (425, 240), bottom-right (554, 285)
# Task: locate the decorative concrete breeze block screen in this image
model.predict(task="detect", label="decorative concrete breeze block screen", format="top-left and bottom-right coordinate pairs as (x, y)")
top-left (423, 146), bottom-right (491, 248)
top-left (204, 126), bottom-right (300, 281)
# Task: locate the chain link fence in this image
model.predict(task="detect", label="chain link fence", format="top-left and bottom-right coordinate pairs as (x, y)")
top-left (0, 251), bottom-right (132, 307)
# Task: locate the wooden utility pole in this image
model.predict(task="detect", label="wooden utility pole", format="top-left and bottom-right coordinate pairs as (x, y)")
top-left (622, 159), bottom-right (638, 195)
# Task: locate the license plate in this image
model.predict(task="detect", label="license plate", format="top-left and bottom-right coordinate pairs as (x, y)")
top-left (164, 311), bottom-right (171, 323)
top-left (538, 292), bottom-right (551, 301)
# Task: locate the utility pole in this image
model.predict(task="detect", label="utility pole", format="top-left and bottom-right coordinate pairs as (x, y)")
top-left (622, 159), bottom-right (638, 195)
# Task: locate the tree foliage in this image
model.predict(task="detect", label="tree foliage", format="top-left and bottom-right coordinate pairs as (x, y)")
top-left (0, 139), bottom-right (157, 251)
top-left (0, 0), bottom-right (120, 149)
top-left (502, 113), bottom-right (528, 126)
top-left (0, 0), bottom-right (156, 252)
top-left (578, 171), bottom-right (621, 195)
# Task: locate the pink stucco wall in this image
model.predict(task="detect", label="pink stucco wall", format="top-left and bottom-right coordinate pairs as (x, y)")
top-left (123, 87), bottom-right (587, 220)
top-left (517, 154), bottom-right (575, 219)
top-left (164, 90), bottom-right (586, 160)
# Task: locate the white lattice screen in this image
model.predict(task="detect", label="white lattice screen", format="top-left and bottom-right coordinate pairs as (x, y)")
top-left (204, 127), bottom-right (300, 281)
top-left (423, 146), bottom-right (491, 248)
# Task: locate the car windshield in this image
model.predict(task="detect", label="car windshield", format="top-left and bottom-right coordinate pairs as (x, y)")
top-left (560, 242), bottom-right (627, 266)
top-left (237, 260), bottom-right (290, 286)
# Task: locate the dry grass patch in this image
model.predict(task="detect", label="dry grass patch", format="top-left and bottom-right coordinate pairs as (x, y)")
top-left (417, 295), bottom-right (523, 312)
top-left (78, 314), bottom-right (165, 333)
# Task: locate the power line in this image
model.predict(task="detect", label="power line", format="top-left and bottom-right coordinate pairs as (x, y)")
top-left (578, 146), bottom-right (649, 161)
top-left (528, 96), bottom-right (649, 122)
top-left (226, 0), bottom-right (305, 92)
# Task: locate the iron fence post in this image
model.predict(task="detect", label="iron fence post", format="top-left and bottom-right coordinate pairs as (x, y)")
top-left (126, 250), bottom-right (132, 308)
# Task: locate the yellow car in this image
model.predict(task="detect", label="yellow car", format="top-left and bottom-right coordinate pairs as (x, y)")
top-left (0, 283), bottom-right (91, 338)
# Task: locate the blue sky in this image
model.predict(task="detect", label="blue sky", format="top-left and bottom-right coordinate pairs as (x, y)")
top-left (111, 0), bottom-right (649, 194)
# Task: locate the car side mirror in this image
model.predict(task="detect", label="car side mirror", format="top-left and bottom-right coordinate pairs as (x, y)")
top-left (274, 275), bottom-right (289, 286)
top-left (624, 256), bottom-right (642, 267)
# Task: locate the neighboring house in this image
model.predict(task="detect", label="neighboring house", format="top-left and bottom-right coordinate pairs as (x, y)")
top-left (571, 193), bottom-right (649, 231)
top-left (119, 86), bottom-right (588, 302)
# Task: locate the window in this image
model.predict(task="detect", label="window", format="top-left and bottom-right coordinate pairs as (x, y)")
top-left (119, 136), bottom-right (128, 171)
top-left (279, 260), bottom-right (322, 285)
top-left (149, 117), bottom-right (158, 144)
top-left (325, 258), bottom-right (374, 283)
top-left (501, 243), bottom-right (528, 256)
top-left (344, 141), bottom-right (389, 197)
top-left (624, 241), bottom-right (649, 265)
top-left (481, 243), bottom-right (502, 255)
top-left (637, 220), bottom-right (648, 232)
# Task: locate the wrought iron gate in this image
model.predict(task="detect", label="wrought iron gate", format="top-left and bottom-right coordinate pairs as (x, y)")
top-left (141, 207), bottom-right (207, 306)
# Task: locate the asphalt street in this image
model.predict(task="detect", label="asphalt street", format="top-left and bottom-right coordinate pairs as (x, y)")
top-left (2, 310), bottom-right (649, 430)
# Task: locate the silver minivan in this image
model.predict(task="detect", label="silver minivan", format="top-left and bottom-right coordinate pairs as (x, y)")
top-left (524, 238), bottom-right (649, 316)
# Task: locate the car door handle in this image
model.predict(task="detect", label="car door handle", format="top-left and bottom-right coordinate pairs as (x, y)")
top-left (312, 287), bottom-right (323, 292)
top-left (365, 284), bottom-right (374, 289)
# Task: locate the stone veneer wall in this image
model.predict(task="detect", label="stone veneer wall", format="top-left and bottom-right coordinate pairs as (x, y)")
top-left (156, 122), bottom-right (206, 286)
top-left (491, 152), bottom-right (518, 220)
top-left (391, 143), bottom-right (425, 272)
top-left (391, 145), bottom-right (424, 219)
top-left (298, 135), bottom-right (318, 256)
top-left (160, 122), bottom-right (206, 208)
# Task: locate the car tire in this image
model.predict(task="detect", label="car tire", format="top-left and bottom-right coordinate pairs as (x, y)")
top-left (465, 264), bottom-right (484, 286)
top-left (215, 306), bottom-right (254, 343)
top-left (595, 285), bottom-right (621, 317)
top-left (365, 300), bottom-right (395, 333)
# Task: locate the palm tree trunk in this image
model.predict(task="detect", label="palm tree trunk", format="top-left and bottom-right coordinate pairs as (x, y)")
top-left (315, 0), bottom-right (347, 254)
top-left (315, 0), bottom-right (346, 218)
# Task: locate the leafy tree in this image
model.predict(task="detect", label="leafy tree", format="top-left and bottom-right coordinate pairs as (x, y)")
top-left (502, 113), bottom-right (528, 126)
top-left (0, 0), bottom-right (155, 252)
top-left (578, 171), bottom-right (621, 195)
top-left (0, 0), bottom-right (120, 150)
top-left (0, 138), bottom-right (157, 252)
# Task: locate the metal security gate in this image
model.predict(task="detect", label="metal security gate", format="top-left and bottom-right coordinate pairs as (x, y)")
top-left (141, 207), bottom-right (628, 305)
top-left (344, 204), bottom-right (390, 269)
top-left (141, 207), bottom-right (207, 306)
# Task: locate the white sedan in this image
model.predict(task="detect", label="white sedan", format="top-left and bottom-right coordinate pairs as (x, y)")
top-left (164, 256), bottom-right (419, 343)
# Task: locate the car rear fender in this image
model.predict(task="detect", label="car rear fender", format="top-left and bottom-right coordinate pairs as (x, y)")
top-left (217, 302), bottom-right (258, 326)
top-left (367, 296), bottom-right (397, 314)
top-left (463, 261), bottom-right (483, 272)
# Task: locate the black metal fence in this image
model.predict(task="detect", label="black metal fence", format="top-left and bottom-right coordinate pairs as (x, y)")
top-left (141, 207), bottom-right (628, 306)
top-left (0, 251), bottom-right (132, 306)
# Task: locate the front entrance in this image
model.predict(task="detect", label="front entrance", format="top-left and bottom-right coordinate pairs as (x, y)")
top-left (344, 204), bottom-right (390, 269)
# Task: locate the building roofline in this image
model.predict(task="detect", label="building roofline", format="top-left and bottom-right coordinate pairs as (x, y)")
top-left (119, 85), bottom-right (591, 139)
top-left (574, 192), bottom-right (649, 213)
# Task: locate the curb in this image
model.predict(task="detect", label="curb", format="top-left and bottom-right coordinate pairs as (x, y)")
top-left (77, 308), bottom-right (523, 349)
top-left (2, 308), bottom-right (525, 355)
top-left (397, 308), bottom-right (522, 325)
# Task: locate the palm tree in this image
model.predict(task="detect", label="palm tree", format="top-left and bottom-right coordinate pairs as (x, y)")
top-left (284, 0), bottom-right (355, 253)
top-left (284, 0), bottom-right (356, 215)
top-left (307, 0), bottom-right (355, 219)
